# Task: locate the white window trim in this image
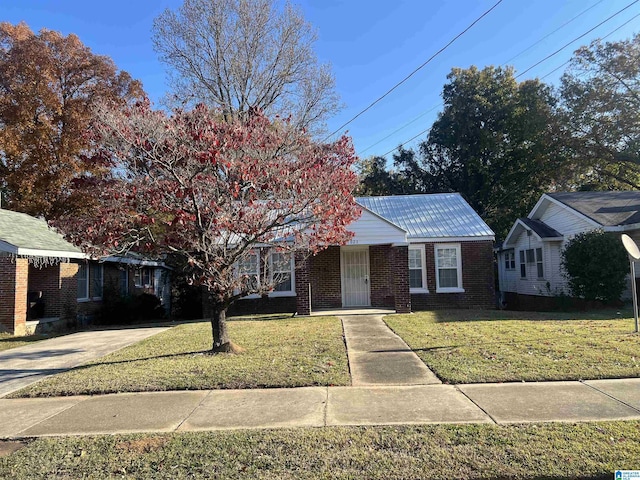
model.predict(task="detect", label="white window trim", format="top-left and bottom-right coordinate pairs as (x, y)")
top-left (77, 263), bottom-right (90, 302)
top-left (408, 244), bottom-right (428, 293)
top-left (434, 243), bottom-right (464, 293)
top-left (269, 251), bottom-right (296, 297)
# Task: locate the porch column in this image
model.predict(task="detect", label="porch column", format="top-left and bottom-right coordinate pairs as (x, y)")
top-left (392, 245), bottom-right (411, 313)
top-left (0, 255), bottom-right (28, 335)
top-left (295, 251), bottom-right (311, 315)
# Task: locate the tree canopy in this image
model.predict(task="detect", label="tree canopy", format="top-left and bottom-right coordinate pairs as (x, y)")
top-left (152, 0), bottom-right (340, 134)
top-left (0, 22), bottom-right (144, 218)
top-left (55, 102), bottom-right (360, 351)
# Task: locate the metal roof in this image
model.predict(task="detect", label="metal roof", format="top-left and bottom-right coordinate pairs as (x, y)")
top-left (356, 193), bottom-right (494, 239)
top-left (548, 191), bottom-right (640, 227)
top-left (0, 209), bottom-right (82, 256)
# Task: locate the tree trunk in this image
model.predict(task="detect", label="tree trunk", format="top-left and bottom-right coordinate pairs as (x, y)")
top-left (210, 303), bottom-right (243, 353)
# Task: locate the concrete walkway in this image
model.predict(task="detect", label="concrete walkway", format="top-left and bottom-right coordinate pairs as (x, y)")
top-left (1, 379), bottom-right (640, 437)
top-left (0, 326), bottom-right (169, 398)
top-left (341, 315), bottom-right (440, 386)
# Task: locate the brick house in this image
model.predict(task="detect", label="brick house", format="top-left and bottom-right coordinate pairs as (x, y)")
top-left (0, 209), bottom-right (170, 335)
top-left (228, 193), bottom-right (496, 316)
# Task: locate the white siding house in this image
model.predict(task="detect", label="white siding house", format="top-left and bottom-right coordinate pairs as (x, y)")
top-left (498, 191), bottom-right (640, 305)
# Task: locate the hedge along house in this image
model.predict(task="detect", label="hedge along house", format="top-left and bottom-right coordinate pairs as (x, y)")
top-left (497, 191), bottom-right (640, 309)
top-left (227, 193), bottom-right (496, 316)
top-left (0, 209), bottom-right (171, 335)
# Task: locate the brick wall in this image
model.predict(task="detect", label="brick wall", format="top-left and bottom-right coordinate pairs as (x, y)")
top-left (392, 245), bottom-right (411, 313)
top-left (370, 245), bottom-right (394, 308)
top-left (309, 246), bottom-right (342, 309)
top-left (28, 264), bottom-right (61, 318)
top-left (411, 240), bottom-right (495, 310)
top-left (0, 255), bottom-right (28, 335)
top-left (59, 262), bottom-right (78, 321)
top-left (294, 251), bottom-right (310, 315)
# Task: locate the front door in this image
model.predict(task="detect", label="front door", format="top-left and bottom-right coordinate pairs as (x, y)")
top-left (341, 248), bottom-right (370, 307)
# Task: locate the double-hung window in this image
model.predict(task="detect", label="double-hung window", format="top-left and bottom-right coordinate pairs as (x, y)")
top-left (519, 250), bottom-right (526, 278)
top-left (91, 264), bottom-right (103, 299)
top-left (134, 268), bottom-right (153, 288)
top-left (239, 251), bottom-right (260, 292)
top-left (270, 252), bottom-right (294, 294)
top-left (535, 247), bottom-right (544, 278)
top-left (519, 248), bottom-right (544, 279)
top-left (120, 269), bottom-right (129, 296)
top-left (435, 244), bottom-right (463, 292)
top-left (408, 245), bottom-right (428, 292)
top-left (504, 251), bottom-right (515, 270)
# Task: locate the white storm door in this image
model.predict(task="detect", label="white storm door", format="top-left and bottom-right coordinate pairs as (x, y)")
top-left (341, 248), bottom-right (371, 307)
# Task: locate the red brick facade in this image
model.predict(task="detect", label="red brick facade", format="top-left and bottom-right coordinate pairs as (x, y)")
top-left (410, 241), bottom-right (495, 310)
top-left (309, 247), bottom-right (341, 309)
top-left (0, 255), bottom-right (28, 334)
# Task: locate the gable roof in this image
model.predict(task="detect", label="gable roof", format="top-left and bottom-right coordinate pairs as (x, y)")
top-left (0, 209), bottom-right (84, 258)
top-left (356, 193), bottom-right (494, 240)
top-left (547, 191), bottom-right (640, 227)
top-left (503, 217), bottom-right (563, 247)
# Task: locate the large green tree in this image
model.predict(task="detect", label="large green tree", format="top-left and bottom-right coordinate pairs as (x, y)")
top-left (560, 34), bottom-right (640, 190)
top-left (383, 66), bottom-right (563, 238)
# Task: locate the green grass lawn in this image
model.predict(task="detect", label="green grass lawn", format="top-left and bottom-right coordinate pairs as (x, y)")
top-left (1, 422), bottom-right (638, 479)
top-left (10, 315), bottom-right (349, 398)
top-left (0, 332), bottom-right (51, 353)
top-left (385, 309), bottom-right (640, 383)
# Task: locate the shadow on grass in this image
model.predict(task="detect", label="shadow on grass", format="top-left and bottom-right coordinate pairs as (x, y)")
top-left (426, 308), bottom-right (633, 323)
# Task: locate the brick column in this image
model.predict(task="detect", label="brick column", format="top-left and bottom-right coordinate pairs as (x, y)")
top-left (59, 262), bottom-right (79, 323)
top-left (0, 255), bottom-right (28, 335)
top-left (392, 245), bottom-right (411, 313)
top-left (295, 251), bottom-right (311, 315)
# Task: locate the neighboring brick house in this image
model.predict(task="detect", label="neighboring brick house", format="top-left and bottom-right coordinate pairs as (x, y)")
top-left (229, 193), bottom-right (496, 316)
top-left (0, 209), bottom-right (170, 335)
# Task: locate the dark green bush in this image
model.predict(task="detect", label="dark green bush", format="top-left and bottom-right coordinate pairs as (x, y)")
top-left (561, 230), bottom-right (629, 302)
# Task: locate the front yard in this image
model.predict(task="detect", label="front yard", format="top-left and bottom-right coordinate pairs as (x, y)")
top-left (1, 422), bottom-right (639, 479)
top-left (10, 315), bottom-right (350, 398)
top-left (0, 332), bottom-right (50, 353)
top-left (385, 309), bottom-right (640, 383)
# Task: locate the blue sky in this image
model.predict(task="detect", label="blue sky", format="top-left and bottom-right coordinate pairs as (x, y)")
top-left (3, 0), bottom-right (640, 159)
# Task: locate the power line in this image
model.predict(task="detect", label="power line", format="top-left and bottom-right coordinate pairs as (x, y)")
top-left (379, 1), bottom-right (640, 158)
top-left (540, 10), bottom-right (640, 81)
top-left (360, 0), bottom-right (607, 157)
top-left (324, 0), bottom-right (504, 141)
top-left (515, 0), bottom-right (639, 79)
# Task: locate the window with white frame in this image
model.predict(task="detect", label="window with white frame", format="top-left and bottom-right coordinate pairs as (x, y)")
top-left (239, 251), bottom-right (260, 291)
top-left (535, 247), bottom-right (544, 278)
top-left (519, 250), bottom-right (526, 278)
top-left (77, 263), bottom-right (89, 300)
top-left (435, 244), bottom-right (463, 292)
top-left (504, 251), bottom-right (516, 270)
top-left (270, 252), bottom-right (294, 293)
top-left (134, 268), bottom-right (153, 288)
top-left (408, 245), bottom-right (427, 292)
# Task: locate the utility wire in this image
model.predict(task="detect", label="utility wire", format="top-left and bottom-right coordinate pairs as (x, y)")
top-left (515, 0), bottom-right (639, 78)
top-left (360, 0), bottom-right (605, 156)
top-left (540, 10), bottom-right (640, 80)
top-left (324, 0), bottom-right (504, 141)
top-left (379, 0), bottom-right (640, 158)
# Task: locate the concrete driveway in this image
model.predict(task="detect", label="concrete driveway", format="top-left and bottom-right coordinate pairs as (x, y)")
top-left (0, 326), bottom-right (169, 398)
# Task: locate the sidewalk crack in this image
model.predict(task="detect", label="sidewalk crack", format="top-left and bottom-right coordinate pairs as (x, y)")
top-left (455, 385), bottom-right (498, 424)
top-left (580, 380), bottom-right (640, 415)
top-left (175, 390), bottom-right (212, 432)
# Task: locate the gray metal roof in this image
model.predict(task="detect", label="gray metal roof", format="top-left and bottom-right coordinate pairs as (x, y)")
top-left (356, 193), bottom-right (494, 239)
top-left (549, 191), bottom-right (640, 227)
top-left (0, 209), bottom-right (82, 255)
top-left (519, 218), bottom-right (563, 239)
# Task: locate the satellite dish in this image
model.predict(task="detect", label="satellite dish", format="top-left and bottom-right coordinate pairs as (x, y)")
top-left (622, 234), bottom-right (640, 260)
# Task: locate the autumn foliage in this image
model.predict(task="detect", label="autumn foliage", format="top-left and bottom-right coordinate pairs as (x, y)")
top-left (55, 101), bottom-right (360, 350)
top-left (0, 22), bottom-right (144, 218)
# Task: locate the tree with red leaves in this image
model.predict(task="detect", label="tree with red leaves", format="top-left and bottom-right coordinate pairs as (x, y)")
top-left (55, 101), bottom-right (360, 352)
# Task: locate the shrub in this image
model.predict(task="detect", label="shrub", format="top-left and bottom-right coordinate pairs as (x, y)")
top-left (561, 229), bottom-right (629, 302)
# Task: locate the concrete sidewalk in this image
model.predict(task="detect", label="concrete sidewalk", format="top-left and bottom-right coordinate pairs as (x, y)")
top-left (1, 379), bottom-right (639, 438)
top-left (341, 315), bottom-right (441, 386)
top-left (0, 326), bottom-right (169, 398)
